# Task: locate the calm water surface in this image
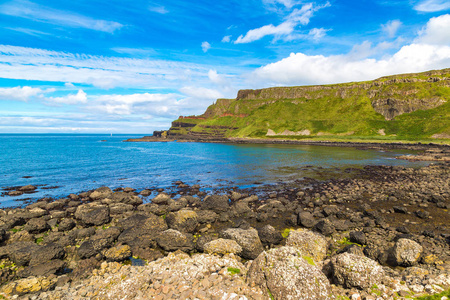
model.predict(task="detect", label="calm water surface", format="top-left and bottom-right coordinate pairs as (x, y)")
top-left (0, 134), bottom-right (429, 208)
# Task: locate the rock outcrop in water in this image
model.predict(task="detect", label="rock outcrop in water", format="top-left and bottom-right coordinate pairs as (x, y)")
top-left (159, 68), bottom-right (450, 142)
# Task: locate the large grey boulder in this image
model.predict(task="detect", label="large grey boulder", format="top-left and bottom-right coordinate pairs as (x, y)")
top-left (257, 225), bottom-right (283, 246)
top-left (166, 209), bottom-right (198, 233)
top-left (221, 227), bottom-right (263, 260)
top-left (151, 193), bottom-right (171, 205)
top-left (331, 252), bottom-right (385, 290)
top-left (393, 238), bottom-right (423, 266)
top-left (286, 229), bottom-right (328, 262)
top-left (247, 246), bottom-right (332, 300)
top-left (74, 203), bottom-right (110, 226)
top-left (89, 187), bottom-right (113, 200)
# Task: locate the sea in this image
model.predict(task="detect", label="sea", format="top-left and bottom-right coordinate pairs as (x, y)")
top-left (0, 134), bottom-right (430, 208)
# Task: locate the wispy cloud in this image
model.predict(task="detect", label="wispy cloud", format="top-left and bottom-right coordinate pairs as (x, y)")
top-left (414, 0), bottom-right (450, 12)
top-left (149, 5), bottom-right (169, 14)
top-left (45, 90), bottom-right (87, 105)
top-left (0, 0), bottom-right (123, 33)
top-left (0, 86), bottom-right (46, 101)
top-left (381, 20), bottom-right (402, 38)
top-left (5, 27), bottom-right (51, 37)
top-left (234, 2), bottom-right (330, 44)
top-left (222, 35), bottom-right (232, 43)
top-left (201, 41), bottom-right (211, 52)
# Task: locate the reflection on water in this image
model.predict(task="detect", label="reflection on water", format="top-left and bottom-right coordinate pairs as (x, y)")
top-left (0, 134), bottom-right (429, 207)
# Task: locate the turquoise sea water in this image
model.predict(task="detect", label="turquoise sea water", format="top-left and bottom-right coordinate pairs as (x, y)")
top-left (0, 134), bottom-right (429, 208)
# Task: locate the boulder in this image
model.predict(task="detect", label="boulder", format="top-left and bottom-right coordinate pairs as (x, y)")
top-left (29, 243), bottom-right (65, 266)
top-left (89, 187), bottom-right (113, 200)
top-left (156, 229), bottom-right (194, 252)
top-left (110, 192), bottom-right (143, 205)
top-left (166, 209), bottom-right (198, 233)
top-left (257, 225), bottom-right (283, 246)
top-left (221, 227), bottom-right (263, 260)
top-left (1, 276), bottom-right (55, 296)
top-left (196, 210), bottom-right (218, 224)
top-left (24, 218), bottom-right (49, 234)
top-left (201, 195), bottom-right (229, 213)
top-left (286, 229), bottom-right (328, 262)
top-left (74, 203), bottom-right (110, 226)
top-left (323, 205), bottom-right (340, 216)
top-left (393, 238), bottom-right (423, 266)
top-left (298, 211), bottom-right (317, 228)
top-left (315, 219), bottom-right (335, 236)
top-left (247, 246), bottom-right (332, 300)
top-left (103, 244), bottom-right (131, 261)
top-left (151, 192), bottom-right (171, 205)
top-left (10, 243), bottom-right (40, 266)
top-left (349, 231), bottom-right (367, 245)
top-left (331, 252), bottom-right (385, 290)
top-left (18, 259), bottom-right (65, 278)
top-left (117, 214), bottom-right (166, 249)
top-left (203, 238), bottom-right (242, 256)
top-left (57, 218), bottom-right (76, 232)
top-left (19, 185), bottom-right (37, 192)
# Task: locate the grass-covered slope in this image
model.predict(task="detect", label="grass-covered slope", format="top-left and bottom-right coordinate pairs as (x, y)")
top-left (169, 69), bottom-right (450, 142)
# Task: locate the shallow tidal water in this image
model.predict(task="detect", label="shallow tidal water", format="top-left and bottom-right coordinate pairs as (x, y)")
top-left (0, 134), bottom-right (430, 208)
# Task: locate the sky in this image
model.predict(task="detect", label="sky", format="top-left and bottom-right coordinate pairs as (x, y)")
top-left (0, 0), bottom-right (449, 133)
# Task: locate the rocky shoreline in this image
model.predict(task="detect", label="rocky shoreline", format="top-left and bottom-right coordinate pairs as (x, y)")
top-left (0, 163), bottom-right (449, 299)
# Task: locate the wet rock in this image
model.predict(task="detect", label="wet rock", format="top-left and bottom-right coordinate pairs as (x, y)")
top-left (77, 241), bottom-right (98, 259)
top-left (139, 189), bottom-right (151, 196)
top-left (233, 201), bottom-right (252, 215)
top-left (10, 243), bottom-right (39, 266)
top-left (130, 247), bottom-right (164, 262)
top-left (331, 252), bottom-right (385, 290)
top-left (156, 229), bottom-right (194, 252)
top-left (19, 185), bottom-right (37, 192)
top-left (103, 244), bottom-right (131, 262)
top-left (257, 224), bottom-right (283, 246)
top-left (203, 238), bottom-right (242, 256)
top-left (75, 227), bottom-right (95, 239)
top-left (109, 203), bottom-right (134, 215)
top-left (118, 214), bottom-right (149, 230)
top-left (109, 192), bottom-right (142, 206)
top-left (298, 211), bottom-right (317, 228)
top-left (75, 203), bottom-right (110, 226)
top-left (151, 192), bottom-right (171, 205)
top-left (8, 191), bottom-right (23, 196)
top-left (393, 238), bottom-right (423, 266)
top-left (393, 206), bottom-right (408, 214)
top-left (166, 209), bottom-right (198, 233)
top-left (247, 246), bottom-right (331, 300)
top-left (221, 227), bottom-right (263, 260)
top-left (285, 229), bottom-right (328, 262)
top-left (23, 218), bottom-right (50, 234)
top-left (323, 205), bottom-right (340, 216)
top-left (202, 195), bottom-right (229, 212)
top-left (349, 231), bottom-right (367, 245)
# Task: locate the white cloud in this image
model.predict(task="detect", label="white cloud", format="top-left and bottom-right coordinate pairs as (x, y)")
top-left (222, 35), bottom-right (232, 43)
top-left (0, 45), bottom-right (210, 89)
top-left (201, 41), bottom-right (211, 53)
top-left (149, 6), bottom-right (169, 14)
top-left (0, 0), bottom-right (123, 33)
top-left (250, 15), bottom-right (450, 86)
top-left (414, 0), bottom-right (450, 12)
top-left (382, 20), bottom-right (402, 38)
top-left (45, 89), bottom-right (87, 105)
top-left (0, 86), bottom-right (45, 101)
top-left (308, 28), bottom-right (329, 40)
top-left (416, 14), bottom-right (450, 45)
top-left (234, 2), bottom-right (330, 44)
top-left (65, 82), bottom-right (75, 88)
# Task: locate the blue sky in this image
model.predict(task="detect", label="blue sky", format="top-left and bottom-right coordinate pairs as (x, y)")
top-left (0, 0), bottom-right (449, 133)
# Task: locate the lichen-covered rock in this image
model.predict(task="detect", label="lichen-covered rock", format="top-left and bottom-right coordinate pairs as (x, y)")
top-left (103, 244), bottom-right (131, 262)
top-left (1, 276), bottom-right (55, 296)
top-left (247, 246), bottom-right (332, 300)
top-left (89, 186), bottom-right (113, 200)
top-left (285, 229), bottom-right (328, 262)
top-left (331, 252), bottom-right (385, 290)
top-left (393, 238), bottom-right (423, 266)
top-left (166, 209), bottom-right (198, 233)
top-left (156, 229), bottom-right (194, 252)
top-left (221, 227), bottom-right (263, 259)
top-left (203, 238), bottom-right (242, 256)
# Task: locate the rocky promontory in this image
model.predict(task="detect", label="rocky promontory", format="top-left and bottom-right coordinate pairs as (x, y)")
top-left (0, 163), bottom-right (449, 299)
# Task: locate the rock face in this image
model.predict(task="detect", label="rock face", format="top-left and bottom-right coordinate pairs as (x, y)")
top-left (247, 246), bottom-right (332, 300)
top-left (331, 253), bottom-right (385, 290)
top-left (201, 195), bottom-right (229, 212)
top-left (165, 209), bottom-right (198, 233)
top-left (156, 229), bottom-right (194, 252)
top-left (74, 204), bottom-right (110, 226)
top-left (393, 238), bottom-right (423, 266)
top-left (285, 229), bottom-right (328, 262)
top-left (221, 227), bottom-right (263, 260)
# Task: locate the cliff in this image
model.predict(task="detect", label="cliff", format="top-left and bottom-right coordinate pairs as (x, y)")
top-left (168, 68), bottom-right (450, 142)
